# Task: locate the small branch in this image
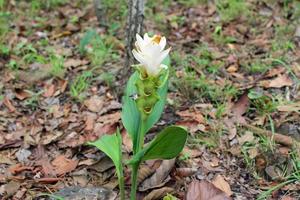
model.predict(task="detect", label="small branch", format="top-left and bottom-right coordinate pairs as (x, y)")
top-left (242, 124), bottom-right (299, 147)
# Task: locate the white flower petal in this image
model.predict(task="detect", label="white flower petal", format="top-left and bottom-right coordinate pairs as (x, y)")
top-left (132, 49), bottom-right (148, 67)
top-left (159, 37), bottom-right (166, 50)
top-left (143, 33), bottom-right (151, 42)
top-left (133, 33), bottom-right (170, 77)
top-left (157, 48), bottom-right (171, 65)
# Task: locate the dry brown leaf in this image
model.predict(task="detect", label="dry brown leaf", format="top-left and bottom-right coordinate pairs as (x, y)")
top-left (4, 181), bottom-right (21, 197)
top-left (212, 175), bottom-right (232, 197)
top-left (176, 109), bottom-right (205, 124)
top-left (3, 97), bottom-right (16, 112)
top-left (52, 155), bottom-right (78, 175)
top-left (84, 95), bottom-right (105, 112)
top-left (238, 131), bottom-right (255, 145)
top-left (176, 167), bottom-right (198, 177)
top-left (139, 159), bottom-right (175, 191)
top-left (277, 102), bottom-right (300, 112)
top-left (121, 129), bottom-right (133, 153)
top-left (231, 92), bottom-right (249, 117)
top-left (143, 187), bottom-right (174, 200)
top-left (260, 74), bottom-right (293, 88)
top-left (226, 65), bottom-right (238, 73)
top-left (64, 58), bottom-right (89, 68)
top-left (84, 112), bottom-right (97, 131)
top-left (43, 83), bottom-right (56, 97)
top-left (15, 89), bottom-right (31, 100)
top-left (138, 164), bottom-right (155, 184)
top-left (186, 180), bottom-right (231, 200)
top-left (265, 67), bottom-right (286, 78)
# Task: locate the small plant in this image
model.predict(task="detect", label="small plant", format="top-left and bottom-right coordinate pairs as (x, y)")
top-left (216, 0), bottom-right (248, 22)
top-left (213, 25), bottom-right (237, 45)
top-left (248, 90), bottom-right (277, 115)
top-left (257, 149), bottom-right (300, 200)
top-left (79, 29), bottom-right (112, 66)
top-left (7, 60), bottom-right (19, 71)
top-left (70, 71), bottom-right (93, 101)
top-left (88, 34), bottom-right (188, 200)
top-left (50, 54), bottom-right (65, 78)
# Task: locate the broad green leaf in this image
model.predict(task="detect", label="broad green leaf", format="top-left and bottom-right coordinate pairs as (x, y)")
top-left (121, 57), bottom-right (170, 152)
top-left (87, 131), bottom-right (122, 177)
top-left (129, 126), bottom-right (188, 164)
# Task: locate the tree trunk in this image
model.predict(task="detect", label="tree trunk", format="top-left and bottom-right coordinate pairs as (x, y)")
top-left (123, 0), bottom-right (145, 78)
top-left (93, 0), bottom-right (106, 26)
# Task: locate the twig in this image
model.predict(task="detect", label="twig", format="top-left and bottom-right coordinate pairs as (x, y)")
top-left (242, 124), bottom-right (299, 147)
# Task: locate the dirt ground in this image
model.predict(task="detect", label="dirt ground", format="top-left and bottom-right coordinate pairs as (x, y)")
top-left (0, 0), bottom-right (299, 199)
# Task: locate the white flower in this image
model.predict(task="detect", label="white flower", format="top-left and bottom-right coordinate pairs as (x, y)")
top-left (132, 33), bottom-right (170, 77)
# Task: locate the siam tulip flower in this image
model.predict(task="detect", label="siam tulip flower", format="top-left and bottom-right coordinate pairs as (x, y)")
top-left (132, 33), bottom-right (171, 77)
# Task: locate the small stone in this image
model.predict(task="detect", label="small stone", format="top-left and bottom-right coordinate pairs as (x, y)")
top-left (51, 186), bottom-right (117, 200)
top-left (15, 149), bottom-right (31, 163)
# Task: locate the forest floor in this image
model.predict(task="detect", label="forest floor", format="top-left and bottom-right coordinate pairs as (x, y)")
top-left (0, 0), bottom-right (300, 199)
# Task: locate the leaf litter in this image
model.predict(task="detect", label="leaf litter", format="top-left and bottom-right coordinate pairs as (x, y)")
top-left (0, 0), bottom-right (300, 199)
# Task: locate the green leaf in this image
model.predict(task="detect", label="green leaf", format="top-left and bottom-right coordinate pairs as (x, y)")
top-left (129, 126), bottom-right (188, 164)
top-left (121, 57), bottom-right (170, 151)
top-left (79, 29), bottom-right (97, 55)
top-left (87, 131), bottom-right (122, 177)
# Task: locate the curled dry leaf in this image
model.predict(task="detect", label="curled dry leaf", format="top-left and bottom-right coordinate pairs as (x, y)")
top-left (139, 159), bottom-right (175, 191)
top-left (260, 74), bottom-right (293, 88)
top-left (51, 155), bottom-right (78, 176)
top-left (176, 167), bottom-right (198, 177)
top-left (43, 83), bottom-right (56, 97)
top-left (212, 175), bottom-right (233, 197)
top-left (84, 95), bottom-right (105, 113)
top-left (143, 187), bottom-right (174, 200)
top-left (3, 97), bottom-right (16, 112)
top-left (138, 164), bottom-right (155, 184)
top-left (186, 180), bottom-right (231, 200)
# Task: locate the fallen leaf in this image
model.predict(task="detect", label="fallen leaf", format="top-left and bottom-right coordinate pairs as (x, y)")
top-left (4, 181), bottom-right (21, 197)
top-left (15, 89), bottom-right (31, 100)
top-left (226, 65), bottom-right (238, 73)
top-left (43, 83), bottom-right (56, 97)
top-left (238, 131), bottom-right (255, 145)
top-left (186, 180), bottom-right (231, 200)
top-left (176, 109), bottom-right (205, 124)
top-left (212, 175), bottom-right (232, 197)
top-left (52, 155), bottom-right (78, 175)
top-left (277, 102), bottom-right (300, 112)
top-left (248, 148), bottom-right (258, 159)
top-left (265, 67), bottom-right (286, 78)
top-left (64, 58), bottom-right (89, 68)
top-left (231, 92), bottom-right (249, 117)
top-left (260, 74), bottom-right (293, 88)
top-left (3, 97), bottom-right (16, 112)
top-left (143, 187), bottom-right (174, 200)
top-left (176, 168), bottom-right (198, 177)
top-left (84, 95), bottom-right (105, 112)
top-left (139, 159), bottom-right (175, 191)
top-left (9, 164), bottom-right (33, 175)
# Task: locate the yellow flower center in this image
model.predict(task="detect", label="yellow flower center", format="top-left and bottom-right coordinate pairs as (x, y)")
top-left (152, 35), bottom-right (161, 44)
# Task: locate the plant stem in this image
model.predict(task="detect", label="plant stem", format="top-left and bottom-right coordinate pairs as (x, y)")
top-left (130, 163), bottom-right (139, 200)
top-left (118, 168), bottom-right (125, 200)
top-left (130, 117), bottom-right (145, 200)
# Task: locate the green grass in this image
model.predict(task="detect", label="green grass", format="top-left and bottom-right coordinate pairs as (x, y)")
top-left (216, 0), bottom-right (249, 22)
top-left (257, 149), bottom-right (300, 200)
top-left (213, 25), bottom-right (237, 45)
top-left (248, 90), bottom-right (278, 115)
top-left (70, 71), bottom-right (93, 101)
top-left (79, 29), bottom-right (112, 67)
top-left (50, 54), bottom-right (65, 78)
